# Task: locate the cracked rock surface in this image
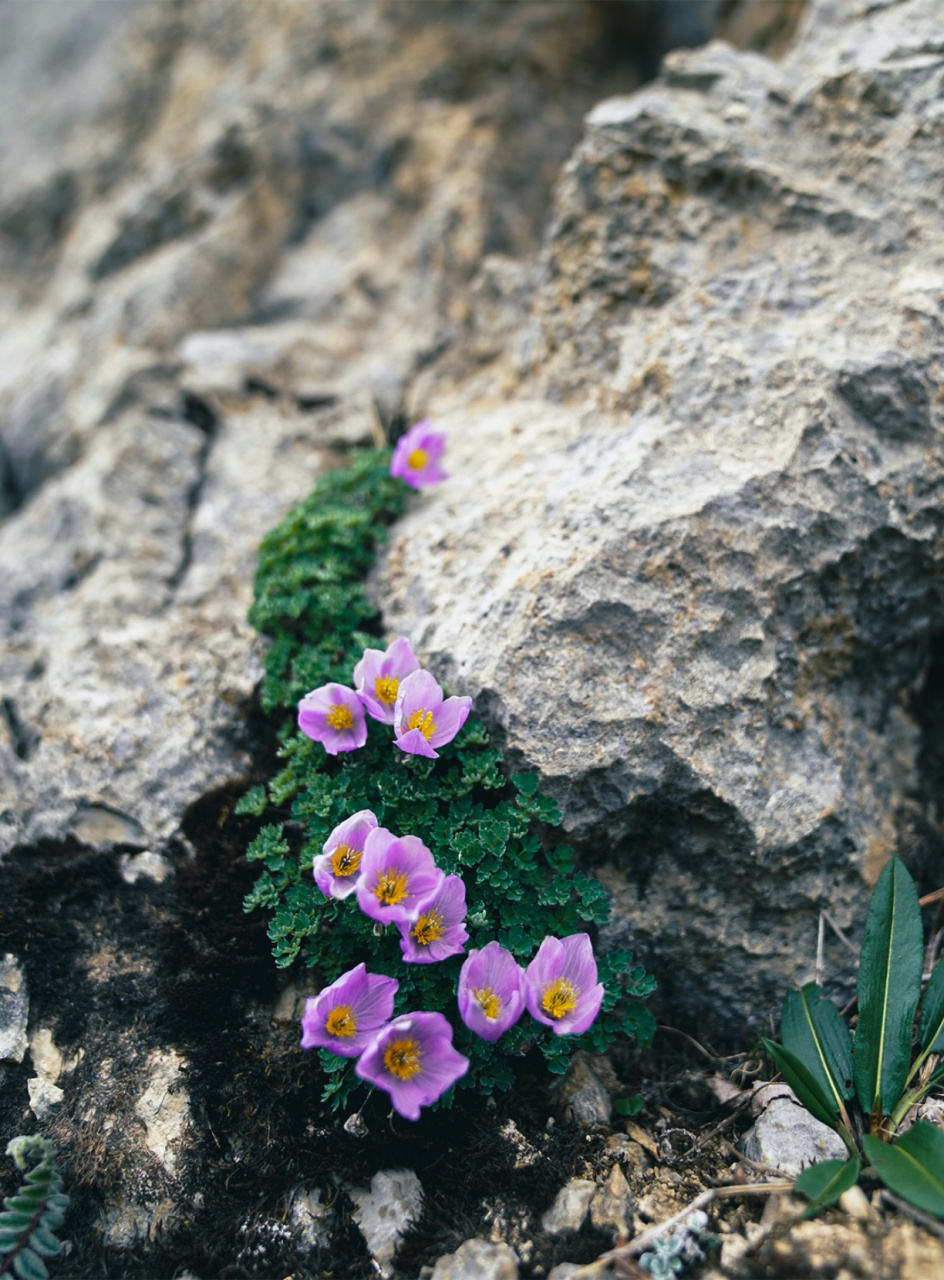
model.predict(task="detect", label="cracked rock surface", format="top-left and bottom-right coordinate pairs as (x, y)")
top-left (374, 0), bottom-right (944, 1035)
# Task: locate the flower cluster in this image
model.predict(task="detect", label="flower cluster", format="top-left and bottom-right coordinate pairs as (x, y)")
top-left (302, 810), bottom-right (604, 1118)
top-left (298, 637), bottom-right (471, 760)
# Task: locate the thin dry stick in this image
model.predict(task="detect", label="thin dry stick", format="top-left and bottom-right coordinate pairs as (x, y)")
top-left (816, 910), bottom-right (826, 987)
top-left (881, 1190), bottom-right (944, 1243)
top-left (823, 910), bottom-right (861, 957)
top-left (599, 1182), bottom-right (795, 1261)
top-left (720, 1137), bottom-right (789, 1179)
top-left (655, 1025), bottom-right (742, 1062)
top-left (919, 887), bottom-right (944, 908)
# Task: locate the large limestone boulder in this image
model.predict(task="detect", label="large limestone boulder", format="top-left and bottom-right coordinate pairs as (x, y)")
top-left (374, 0), bottom-right (944, 1035)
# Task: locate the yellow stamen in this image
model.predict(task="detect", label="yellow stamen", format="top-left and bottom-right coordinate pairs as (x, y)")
top-left (375, 675), bottom-right (399, 705)
top-left (325, 1005), bottom-right (357, 1038)
top-left (330, 844), bottom-right (361, 878)
top-left (411, 909), bottom-right (446, 947)
top-left (472, 986), bottom-right (502, 1020)
top-left (407, 448), bottom-right (428, 471)
top-left (374, 867), bottom-right (409, 906)
top-left (327, 703), bottom-right (354, 731)
top-left (407, 708), bottom-right (437, 739)
top-left (542, 977), bottom-right (580, 1020)
top-left (383, 1035), bottom-right (423, 1080)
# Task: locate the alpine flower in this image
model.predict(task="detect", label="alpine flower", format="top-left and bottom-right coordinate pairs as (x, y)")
top-left (353, 636), bottom-right (420, 725)
top-left (457, 941), bottom-right (525, 1042)
top-left (300, 963), bottom-right (398, 1058)
top-left (312, 809), bottom-right (378, 899)
top-left (297, 683), bottom-right (367, 755)
top-left (355, 1011), bottom-right (469, 1120)
top-left (390, 419), bottom-right (448, 489)
top-left (398, 874), bottom-right (468, 964)
top-left (524, 933), bottom-right (604, 1037)
top-left (356, 827), bottom-right (445, 926)
top-left (393, 669), bottom-right (471, 759)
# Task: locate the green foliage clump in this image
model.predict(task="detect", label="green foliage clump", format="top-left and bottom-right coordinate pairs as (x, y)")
top-left (243, 447), bottom-right (655, 1108)
top-left (0, 1137), bottom-right (69, 1280)
top-left (766, 856), bottom-right (944, 1219)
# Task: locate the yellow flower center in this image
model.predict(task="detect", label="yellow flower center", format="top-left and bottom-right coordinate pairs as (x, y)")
top-left (325, 1005), bottom-right (357, 1038)
top-left (472, 986), bottom-right (502, 1020)
top-left (407, 448), bottom-right (428, 471)
top-left (374, 867), bottom-right (409, 906)
top-left (383, 1035), bottom-right (423, 1080)
top-left (327, 703), bottom-right (354, 731)
top-left (330, 844), bottom-right (362, 878)
top-left (411, 909), bottom-right (446, 947)
top-left (407, 708), bottom-right (437, 739)
top-left (541, 977), bottom-right (580, 1020)
top-left (375, 675), bottom-right (400, 705)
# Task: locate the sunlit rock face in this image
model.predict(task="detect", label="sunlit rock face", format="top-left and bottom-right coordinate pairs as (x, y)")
top-left (374, 0), bottom-right (944, 1036)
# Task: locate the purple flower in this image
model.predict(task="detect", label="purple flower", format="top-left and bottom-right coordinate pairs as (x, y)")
top-left (355, 1011), bottom-right (469, 1120)
top-left (353, 637), bottom-right (421, 725)
top-left (398, 874), bottom-right (468, 964)
top-left (298, 683), bottom-right (367, 755)
top-left (393, 670), bottom-right (471, 759)
top-left (300, 963), bottom-right (398, 1058)
top-left (458, 941), bottom-right (526, 1042)
top-left (390, 420), bottom-right (448, 490)
top-left (524, 934), bottom-right (604, 1037)
top-left (313, 809), bottom-right (378, 900)
top-left (356, 827), bottom-right (445, 926)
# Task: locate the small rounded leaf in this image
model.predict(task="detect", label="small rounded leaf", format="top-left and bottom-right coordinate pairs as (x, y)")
top-left (13, 1246), bottom-right (49, 1280)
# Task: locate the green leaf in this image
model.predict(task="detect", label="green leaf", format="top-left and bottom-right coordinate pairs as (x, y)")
top-left (12, 1247), bottom-right (49, 1280)
top-left (794, 1153), bottom-right (861, 1215)
top-left (864, 1122), bottom-right (944, 1218)
top-left (763, 1038), bottom-right (841, 1130)
top-left (3, 1197), bottom-right (39, 1215)
top-left (27, 1228), bottom-right (61, 1258)
top-left (613, 1095), bottom-right (644, 1117)
top-left (781, 984), bottom-right (854, 1119)
top-left (918, 955), bottom-right (944, 1053)
top-left (853, 856), bottom-right (923, 1118)
top-left (0, 1213), bottom-right (32, 1231)
top-left (37, 1213), bottom-right (63, 1234)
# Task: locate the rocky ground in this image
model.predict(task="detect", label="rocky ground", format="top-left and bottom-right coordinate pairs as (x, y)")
top-left (1, 0), bottom-right (943, 1276)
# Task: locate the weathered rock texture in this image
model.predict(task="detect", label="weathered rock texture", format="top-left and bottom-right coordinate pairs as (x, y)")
top-left (2, 3), bottom-right (813, 1274)
top-left (375, 0), bottom-right (944, 1034)
top-left (0, 0), bottom-right (751, 859)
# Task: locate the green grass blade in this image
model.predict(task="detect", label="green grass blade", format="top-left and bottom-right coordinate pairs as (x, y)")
top-left (853, 856), bottom-right (923, 1118)
top-left (763, 1038), bottom-right (841, 1130)
top-left (795, 1153), bottom-right (861, 1215)
top-left (863, 1122), bottom-right (944, 1218)
top-left (782, 983), bottom-right (854, 1117)
top-left (918, 955), bottom-right (944, 1053)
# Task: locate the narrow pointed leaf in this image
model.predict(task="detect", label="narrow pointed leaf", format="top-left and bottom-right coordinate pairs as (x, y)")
top-left (12, 1247), bottom-right (49, 1280)
top-left (795, 1153), bottom-right (861, 1215)
top-left (782, 983), bottom-right (854, 1116)
top-left (863, 1121), bottom-right (944, 1218)
top-left (918, 955), bottom-right (944, 1053)
top-left (853, 856), bottom-right (923, 1116)
top-left (763, 1038), bottom-right (840, 1129)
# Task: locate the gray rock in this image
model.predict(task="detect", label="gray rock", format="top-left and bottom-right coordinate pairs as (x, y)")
top-left (431, 1237), bottom-right (519, 1280)
top-left (0, 954), bottom-right (28, 1063)
top-left (741, 1096), bottom-right (849, 1176)
top-left (350, 1168), bottom-right (424, 1279)
top-left (553, 1053), bottom-right (614, 1127)
top-left (590, 1164), bottom-right (634, 1237)
top-left (374, 0), bottom-right (944, 1033)
top-left (541, 1179), bottom-right (597, 1236)
top-left (289, 1186), bottom-right (332, 1253)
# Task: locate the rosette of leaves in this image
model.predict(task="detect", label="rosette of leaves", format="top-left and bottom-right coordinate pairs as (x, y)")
top-left (0, 1137), bottom-right (69, 1280)
top-left (242, 447), bottom-right (656, 1107)
top-left (763, 856), bottom-right (944, 1218)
